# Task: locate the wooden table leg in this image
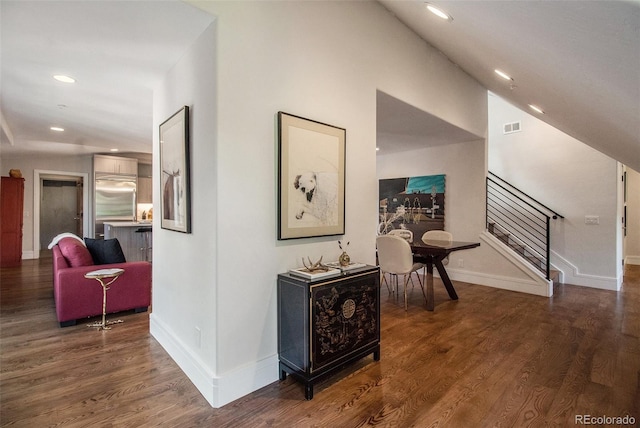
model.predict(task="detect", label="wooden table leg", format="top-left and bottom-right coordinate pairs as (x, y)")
top-left (435, 259), bottom-right (458, 300)
top-left (426, 262), bottom-right (434, 311)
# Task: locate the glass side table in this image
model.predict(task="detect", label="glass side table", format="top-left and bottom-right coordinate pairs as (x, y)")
top-left (84, 268), bottom-right (125, 330)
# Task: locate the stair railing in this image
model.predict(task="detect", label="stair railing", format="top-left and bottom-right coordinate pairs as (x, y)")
top-left (486, 172), bottom-right (564, 279)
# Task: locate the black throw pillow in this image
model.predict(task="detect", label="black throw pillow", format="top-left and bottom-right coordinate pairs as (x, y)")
top-left (84, 238), bottom-right (126, 265)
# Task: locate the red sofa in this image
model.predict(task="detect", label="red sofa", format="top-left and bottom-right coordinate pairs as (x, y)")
top-left (52, 243), bottom-right (151, 327)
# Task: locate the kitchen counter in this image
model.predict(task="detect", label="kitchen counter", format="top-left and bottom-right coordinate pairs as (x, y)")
top-left (104, 221), bottom-right (152, 228)
top-left (104, 222), bottom-right (152, 262)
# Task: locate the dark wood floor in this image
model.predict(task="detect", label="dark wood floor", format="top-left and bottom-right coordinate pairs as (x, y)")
top-left (1, 255), bottom-right (639, 427)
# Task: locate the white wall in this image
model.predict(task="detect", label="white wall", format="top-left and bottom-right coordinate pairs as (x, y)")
top-left (488, 93), bottom-right (621, 289)
top-left (150, 21), bottom-right (218, 403)
top-left (0, 155), bottom-right (92, 256)
top-left (158, 0), bottom-right (487, 407)
top-left (377, 139), bottom-right (552, 296)
top-left (377, 140), bottom-right (486, 243)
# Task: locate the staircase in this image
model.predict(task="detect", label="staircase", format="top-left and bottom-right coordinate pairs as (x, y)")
top-left (487, 221), bottom-right (560, 283)
top-left (486, 172), bottom-right (563, 281)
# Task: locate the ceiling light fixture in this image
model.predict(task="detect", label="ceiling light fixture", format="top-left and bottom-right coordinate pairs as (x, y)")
top-left (110, 148), bottom-right (119, 152)
top-left (494, 69), bottom-right (513, 81)
top-left (425, 3), bottom-right (453, 21)
top-left (50, 126), bottom-right (64, 132)
top-left (529, 104), bottom-right (545, 114)
top-left (53, 75), bottom-right (76, 83)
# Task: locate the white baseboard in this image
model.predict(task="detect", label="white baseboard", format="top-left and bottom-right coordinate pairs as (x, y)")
top-left (478, 232), bottom-right (553, 296)
top-left (150, 313), bottom-right (278, 408)
top-left (625, 255), bottom-right (640, 266)
top-left (215, 352), bottom-right (279, 407)
top-left (447, 268), bottom-right (552, 297)
top-left (22, 250), bottom-right (35, 260)
top-left (551, 250), bottom-right (621, 291)
top-left (479, 231), bottom-right (621, 292)
top-left (150, 314), bottom-right (216, 405)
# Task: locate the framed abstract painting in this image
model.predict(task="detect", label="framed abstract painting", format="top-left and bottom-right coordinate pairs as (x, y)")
top-left (378, 174), bottom-right (446, 237)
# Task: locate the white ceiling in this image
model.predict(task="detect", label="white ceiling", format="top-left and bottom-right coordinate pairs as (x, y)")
top-left (378, 0), bottom-right (640, 171)
top-left (1, 1), bottom-right (639, 171)
top-left (0, 0), bottom-right (213, 158)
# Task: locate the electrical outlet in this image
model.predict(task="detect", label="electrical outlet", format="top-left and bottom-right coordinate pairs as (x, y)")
top-left (458, 259), bottom-right (464, 268)
top-left (585, 215), bottom-right (599, 225)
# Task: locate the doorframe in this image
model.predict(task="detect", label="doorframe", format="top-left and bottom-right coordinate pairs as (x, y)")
top-left (33, 169), bottom-right (90, 258)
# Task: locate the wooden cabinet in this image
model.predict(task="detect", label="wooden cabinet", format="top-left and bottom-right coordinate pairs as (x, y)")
top-left (1, 177), bottom-right (25, 267)
top-left (137, 163), bottom-right (153, 204)
top-left (137, 177), bottom-right (152, 203)
top-left (94, 155), bottom-right (138, 175)
top-left (277, 266), bottom-right (380, 399)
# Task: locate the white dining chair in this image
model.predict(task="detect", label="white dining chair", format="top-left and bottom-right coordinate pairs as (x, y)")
top-left (421, 230), bottom-right (453, 265)
top-left (422, 230), bottom-right (453, 242)
top-left (376, 235), bottom-right (426, 310)
top-left (388, 229), bottom-right (421, 290)
top-left (387, 228), bottom-right (413, 242)
top-left (378, 229), bottom-right (413, 292)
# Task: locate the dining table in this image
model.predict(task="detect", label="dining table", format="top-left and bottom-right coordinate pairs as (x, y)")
top-left (410, 239), bottom-right (480, 311)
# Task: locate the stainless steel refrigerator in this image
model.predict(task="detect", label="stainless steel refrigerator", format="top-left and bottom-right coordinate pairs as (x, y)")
top-left (94, 174), bottom-right (137, 238)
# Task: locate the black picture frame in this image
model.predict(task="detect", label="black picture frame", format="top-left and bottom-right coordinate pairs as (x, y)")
top-left (277, 112), bottom-right (346, 240)
top-left (159, 105), bottom-right (191, 233)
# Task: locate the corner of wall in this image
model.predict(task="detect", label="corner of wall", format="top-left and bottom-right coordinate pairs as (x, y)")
top-left (150, 313), bottom-right (278, 408)
top-left (150, 314), bottom-right (217, 406)
top-left (214, 354), bottom-right (279, 408)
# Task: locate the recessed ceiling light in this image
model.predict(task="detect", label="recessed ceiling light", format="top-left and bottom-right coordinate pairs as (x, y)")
top-left (53, 75), bottom-right (76, 83)
top-left (425, 3), bottom-right (452, 21)
top-left (494, 69), bottom-right (513, 81)
top-left (50, 126), bottom-right (64, 132)
top-left (110, 148), bottom-right (119, 152)
top-left (529, 104), bottom-right (545, 114)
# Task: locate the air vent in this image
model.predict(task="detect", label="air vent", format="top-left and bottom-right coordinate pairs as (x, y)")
top-left (503, 121), bottom-right (521, 134)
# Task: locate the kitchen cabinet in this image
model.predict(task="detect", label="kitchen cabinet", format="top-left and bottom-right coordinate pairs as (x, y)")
top-left (277, 265), bottom-right (380, 399)
top-left (137, 177), bottom-right (152, 203)
top-left (104, 222), bottom-right (152, 262)
top-left (1, 177), bottom-right (25, 267)
top-left (94, 155), bottom-right (138, 175)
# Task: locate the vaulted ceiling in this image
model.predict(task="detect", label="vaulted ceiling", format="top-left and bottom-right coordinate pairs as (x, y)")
top-left (377, 0), bottom-right (640, 171)
top-left (1, 1), bottom-right (639, 171)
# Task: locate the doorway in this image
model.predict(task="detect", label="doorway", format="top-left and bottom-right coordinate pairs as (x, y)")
top-left (40, 178), bottom-right (83, 248)
top-left (33, 170), bottom-right (90, 258)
